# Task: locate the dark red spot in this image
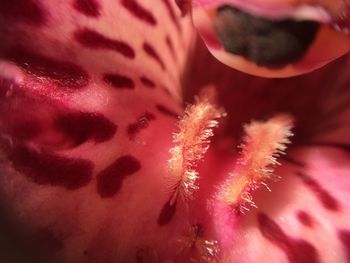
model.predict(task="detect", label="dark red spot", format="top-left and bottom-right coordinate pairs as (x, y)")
top-left (338, 229), bottom-right (350, 263)
top-left (103, 74), bottom-right (134, 89)
top-left (121, 0), bottom-right (157, 26)
top-left (73, 0), bottom-right (100, 17)
top-left (5, 48), bottom-right (89, 89)
top-left (165, 36), bottom-right (177, 62)
top-left (5, 120), bottom-right (43, 141)
top-left (162, 0), bottom-right (181, 32)
top-left (0, 139), bottom-right (93, 190)
top-left (74, 28), bottom-right (135, 59)
top-left (143, 42), bottom-right (166, 70)
top-left (55, 112), bottom-right (117, 146)
top-left (97, 155), bottom-right (141, 198)
top-left (296, 210), bottom-right (314, 227)
top-left (296, 172), bottom-right (340, 212)
top-left (258, 212), bottom-right (319, 263)
top-left (128, 112), bottom-right (156, 140)
top-left (156, 104), bottom-right (179, 118)
top-left (175, 0), bottom-right (191, 15)
top-left (140, 76), bottom-right (156, 89)
top-left (0, 0), bottom-right (45, 25)
top-left (157, 200), bottom-right (177, 226)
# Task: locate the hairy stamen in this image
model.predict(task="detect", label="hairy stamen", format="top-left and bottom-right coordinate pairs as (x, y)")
top-left (218, 114), bottom-right (294, 213)
top-left (178, 224), bottom-right (221, 263)
top-left (167, 86), bottom-right (225, 205)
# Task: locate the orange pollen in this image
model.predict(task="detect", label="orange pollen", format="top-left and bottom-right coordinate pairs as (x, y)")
top-left (168, 86), bottom-right (225, 205)
top-left (219, 114), bottom-right (294, 212)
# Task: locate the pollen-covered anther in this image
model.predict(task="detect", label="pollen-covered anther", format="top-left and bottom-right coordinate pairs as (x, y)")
top-left (167, 86), bottom-right (226, 206)
top-left (218, 114), bottom-right (294, 213)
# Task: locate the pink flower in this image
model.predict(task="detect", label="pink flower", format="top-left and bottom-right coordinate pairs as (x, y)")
top-left (0, 0), bottom-right (349, 262)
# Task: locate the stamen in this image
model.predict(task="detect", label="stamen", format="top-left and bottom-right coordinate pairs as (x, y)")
top-left (167, 86), bottom-right (225, 205)
top-left (218, 114), bottom-right (294, 213)
top-left (178, 224), bottom-right (221, 263)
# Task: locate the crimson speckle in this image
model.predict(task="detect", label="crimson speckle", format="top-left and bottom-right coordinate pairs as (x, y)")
top-left (6, 48), bottom-right (89, 89)
top-left (55, 112), bottom-right (117, 146)
top-left (166, 36), bottom-right (177, 62)
top-left (0, 0), bottom-right (45, 25)
top-left (74, 28), bottom-right (135, 59)
top-left (296, 210), bottom-right (314, 228)
top-left (296, 172), bottom-right (340, 212)
top-left (143, 42), bottom-right (166, 70)
top-left (73, 0), bottom-right (100, 17)
top-left (175, 0), bottom-right (191, 15)
top-left (0, 138), bottom-right (93, 190)
top-left (121, 0), bottom-right (157, 26)
top-left (156, 104), bottom-right (179, 118)
top-left (97, 155), bottom-right (141, 198)
top-left (103, 74), bottom-right (135, 89)
top-left (157, 200), bottom-right (177, 226)
top-left (128, 112), bottom-right (156, 139)
top-left (162, 0), bottom-right (181, 32)
top-left (140, 76), bottom-right (156, 89)
top-left (258, 212), bottom-right (319, 263)
top-left (338, 229), bottom-right (350, 263)
top-left (5, 120), bottom-right (43, 141)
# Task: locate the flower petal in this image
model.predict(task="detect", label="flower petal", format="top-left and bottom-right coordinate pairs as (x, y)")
top-left (190, 0), bottom-right (350, 77)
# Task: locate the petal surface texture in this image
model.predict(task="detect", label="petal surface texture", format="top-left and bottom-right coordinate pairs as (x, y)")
top-left (1, 1), bottom-right (350, 263)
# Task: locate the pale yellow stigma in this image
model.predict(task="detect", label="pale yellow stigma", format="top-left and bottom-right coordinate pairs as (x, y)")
top-left (168, 86), bottom-right (225, 205)
top-left (219, 114), bottom-right (294, 212)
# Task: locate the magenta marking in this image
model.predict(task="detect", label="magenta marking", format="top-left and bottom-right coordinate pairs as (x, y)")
top-left (258, 212), bottom-right (319, 263)
top-left (156, 104), bottom-right (179, 118)
top-left (165, 35), bottom-right (177, 62)
top-left (55, 112), bottom-right (117, 146)
top-left (296, 172), bottom-right (340, 212)
top-left (175, 0), bottom-right (191, 15)
top-left (127, 112), bottom-right (156, 139)
top-left (0, 139), bottom-right (93, 190)
top-left (296, 210), bottom-right (314, 228)
top-left (5, 120), bottom-right (43, 141)
top-left (74, 28), bottom-right (135, 59)
top-left (162, 0), bottom-right (181, 32)
top-left (140, 76), bottom-right (156, 89)
top-left (143, 42), bottom-right (166, 70)
top-left (103, 74), bottom-right (134, 89)
top-left (0, 0), bottom-right (46, 25)
top-left (73, 0), bottom-right (100, 17)
top-left (157, 200), bottom-right (177, 226)
top-left (6, 48), bottom-right (89, 89)
top-left (338, 229), bottom-right (350, 263)
top-left (97, 155), bottom-right (141, 198)
top-left (121, 0), bottom-right (157, 26)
